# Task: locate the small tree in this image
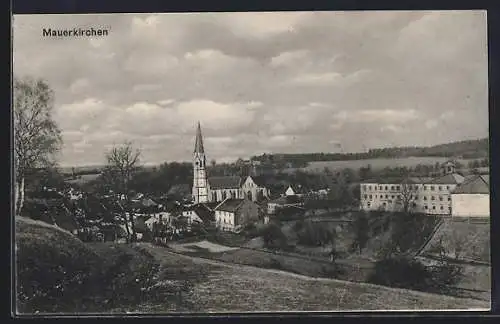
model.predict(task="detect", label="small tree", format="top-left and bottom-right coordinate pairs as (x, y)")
top-left (262, 223), bottom-right (287, 249)
top-left (350, 211), bottom-right (370, 254)
top-left (14, 76), bottom-right (62, 216)
top-left (104, 141), bottom-right (141, 243)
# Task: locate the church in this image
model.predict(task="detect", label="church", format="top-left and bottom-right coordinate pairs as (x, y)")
top-left (192, 122), bottom-right (270, 204)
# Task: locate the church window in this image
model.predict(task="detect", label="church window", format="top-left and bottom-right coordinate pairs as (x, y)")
top-left (424, 205), bottom-right (428, 210)
top-left (438, 186), bottom-right (442, 191)
top-left (391, 186), bottom-right (394, 190)
top-left (431, 196), bottom-right (435, 201)
top-left (423, 196), bottom-right (427, 201)
top-left (379, 186), bottom-right (383, 190)
top-left (440, 206), bottom-right (444, 210)
top-left (385, 195), bottom-right (388, 199)
top-left (448, 196), bottom-right (451, 201)
top-left (439, 196), bottom-right (443, 201)
top-left (364, 195), bottom-right (368, 199)
top-left (369, 195), bottom-right (372, 199)
top-left (396, 186), bottom-right (400, 191)
top-left (430, 186), bottom-right (435, 191)
top-left (432, 206), bottom-right (436, 210)
top-left (385, 186), bottom-right (388, 190)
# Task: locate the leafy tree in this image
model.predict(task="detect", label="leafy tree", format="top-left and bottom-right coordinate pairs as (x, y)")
top-left (14, 76), bottom-right (62, 216)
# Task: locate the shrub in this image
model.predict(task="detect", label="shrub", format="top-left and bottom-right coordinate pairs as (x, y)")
top-left (368, 257), bottom-right (433, 291)
top-left (368, 256), bottom-right (463, 294)
top-left (297, 220), bottom-right (335, 247)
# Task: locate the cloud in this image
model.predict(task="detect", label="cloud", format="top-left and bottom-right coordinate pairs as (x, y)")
top-left (270, 50), bottom-right (309, 67)
top-left (354, 109), bottom-right (419, 123)
top-left (12, 11), bottom-right (488, 165)
top-left (222, 12), bottom-right (311, 38)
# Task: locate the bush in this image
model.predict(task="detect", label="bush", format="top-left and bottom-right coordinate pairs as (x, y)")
top-left (368, 257), bottom-right (433, 291)
top-left (368, 256), bottom-right (463, 294)
top-left (262, 223), bottom-right (287, 249)
top-left (297, 220), bottom-right (335, 247)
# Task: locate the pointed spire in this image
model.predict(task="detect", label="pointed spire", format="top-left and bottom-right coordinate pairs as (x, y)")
top-left (194, 121), bottom-right (204, 153)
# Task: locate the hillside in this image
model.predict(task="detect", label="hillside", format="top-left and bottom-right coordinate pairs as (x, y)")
top-left (251, 137), bottom-right (488, 165)
top-left (15, 216), bottom-right (488, 313)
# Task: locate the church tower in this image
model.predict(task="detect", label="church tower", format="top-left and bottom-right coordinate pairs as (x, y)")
top-left (192, 122), bottom-right (209, 204)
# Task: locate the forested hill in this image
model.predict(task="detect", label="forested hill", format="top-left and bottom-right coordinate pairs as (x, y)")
top-left (251, 138), bottom-right (489, 165)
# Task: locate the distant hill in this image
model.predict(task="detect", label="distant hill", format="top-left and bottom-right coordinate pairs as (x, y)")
top-left (251, 138), bottom-right (489, 167)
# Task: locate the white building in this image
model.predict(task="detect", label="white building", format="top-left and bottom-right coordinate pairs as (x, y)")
top-left (360, 161), bottom-right (467, 215)
top-left (451, 174), bottom-right (490, 218)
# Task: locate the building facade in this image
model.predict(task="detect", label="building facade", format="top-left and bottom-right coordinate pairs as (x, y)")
top-left (360, 161), bottom-right (466, 215)
top-left (451, 174), bottom-right (490, 218)
top-left (214, 198), bottom-right (261, 232)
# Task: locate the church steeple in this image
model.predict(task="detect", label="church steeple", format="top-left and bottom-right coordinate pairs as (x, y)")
top-left (194, 121), bottom-right (204, 153)
top-left (192, 122), bottom-right (209, 204)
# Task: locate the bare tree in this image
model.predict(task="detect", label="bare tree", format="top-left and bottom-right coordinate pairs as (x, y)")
top-left (397, 179), bottom-right (418, 213)
top-left (13, 76), bottom-right (62, 216)
top-left (104, 141), bottom-right (141, 242)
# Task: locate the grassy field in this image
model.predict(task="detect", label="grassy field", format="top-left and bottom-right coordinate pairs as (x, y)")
top-left (420, 219), bottom-right (490, 263)
top-left (136, 244), bottom-right (488, 312)
top-left (303, 157), bottom-right (477, 172)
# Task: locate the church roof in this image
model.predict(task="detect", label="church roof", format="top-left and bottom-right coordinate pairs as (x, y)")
top-left (247, 175), bottom-right (267, 187)
top-left (208, 176), bottom-right (242, 189)
top-left (194, 121), bottom-right (204, 153)
top-left (452, 174), bottom-right (489, 194)
top-left (429, 173), bottom-right (465, 185)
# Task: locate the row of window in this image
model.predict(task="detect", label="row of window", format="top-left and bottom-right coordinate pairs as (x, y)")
top-left (365, 202), bottom-right (452, 212)
top-left (363, 185), bottom-right (451, 191)
top-left (363, 194), bottom-right (452, 201)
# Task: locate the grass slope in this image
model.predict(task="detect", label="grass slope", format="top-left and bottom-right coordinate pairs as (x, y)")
top-left (137, 244), bottom-right (489, 312)
top-left (15, 217), bottom-right (489, 313)
top-left (421, 219), bottom-right (490, 263)
top-left (15, 217), bottom-right (200, 314)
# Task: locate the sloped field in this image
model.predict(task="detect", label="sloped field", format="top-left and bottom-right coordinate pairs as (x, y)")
top-left (420, 219), bottom-right (490, 263)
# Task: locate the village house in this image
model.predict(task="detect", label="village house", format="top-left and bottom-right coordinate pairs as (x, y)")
top-left (214, 198), bottom-right (261, 232)
top-left (284, 184), bottom-right (308, 197)
top-left (451, 174), bottom-right (490, 218)
top-left (181, 203), bottom-right (215, 226)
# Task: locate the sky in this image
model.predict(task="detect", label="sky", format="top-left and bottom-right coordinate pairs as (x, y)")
top-left (13, 11), bottom-right (488, 167)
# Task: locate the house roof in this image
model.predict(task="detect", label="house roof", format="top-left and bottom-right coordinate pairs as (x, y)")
top-left (452, 174), bottom-right (490, 194)
top-left (192, 203), bottom-right (215, 223)
top-left (287, 184), bottom-right (308, 194)
top-left (429, 173), bottom-right (464, 185)
top-left (168, 184), bottom-right (191, 195)
top-left (209, 176), bottom-right (242, 189)
top-left (214, 198), bottom-right (245, 212)
top-left (269, 195), bottom-right (302, 205)
top-left (141, 198), bottom-right (158, 207)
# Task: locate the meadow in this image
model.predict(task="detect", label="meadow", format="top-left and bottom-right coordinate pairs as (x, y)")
top-left (303, 157), bottom-right (476, 173)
